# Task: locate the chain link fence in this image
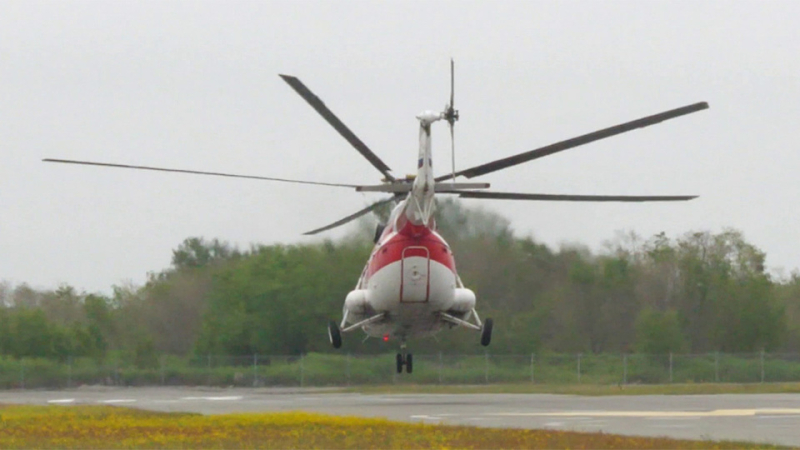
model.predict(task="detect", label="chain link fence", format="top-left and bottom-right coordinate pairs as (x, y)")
top-left (2, 352), bottom-right (799, 389)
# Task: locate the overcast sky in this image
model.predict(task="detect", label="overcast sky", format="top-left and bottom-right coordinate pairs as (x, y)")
top-left (1, 0), bottom-right (799, 293)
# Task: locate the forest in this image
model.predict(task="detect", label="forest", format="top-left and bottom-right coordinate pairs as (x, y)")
top-left (1, 199), bottom-right (799, 364)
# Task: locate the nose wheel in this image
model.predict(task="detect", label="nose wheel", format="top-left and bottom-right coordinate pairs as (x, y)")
top-left (396, 343), bottom-right (413, 374)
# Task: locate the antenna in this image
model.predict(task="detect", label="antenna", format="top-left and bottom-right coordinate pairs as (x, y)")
top-left (443, 58), bottom-right (459, 184)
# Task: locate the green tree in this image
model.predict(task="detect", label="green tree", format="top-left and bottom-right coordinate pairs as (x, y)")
top-left (9, 309), bottom-right (54, 358)
top-left (634, 308), bottom-right (686, 354)
top-left (0, 307), bottom-right (10, 354)
top-left (171, 237), bottom-right (240, 270)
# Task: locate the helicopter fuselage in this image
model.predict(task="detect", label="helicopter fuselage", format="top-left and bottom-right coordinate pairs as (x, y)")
top-left (340, 111), bottom-right (479, 343)
top-left (344, 202), bottom-right (476, 342)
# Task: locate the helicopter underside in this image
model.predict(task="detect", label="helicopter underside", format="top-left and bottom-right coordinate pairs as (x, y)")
top-left (356, 258), bottom-right (467, 341)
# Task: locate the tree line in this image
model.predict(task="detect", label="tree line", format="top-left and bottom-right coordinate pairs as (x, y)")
top-left (2, 199), bottom-right (799, 363)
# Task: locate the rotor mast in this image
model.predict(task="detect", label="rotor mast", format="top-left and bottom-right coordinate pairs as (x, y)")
top-left (405, 59), bottom-right (459, 227)
top-left (409, 111), bottom-right (442, 226)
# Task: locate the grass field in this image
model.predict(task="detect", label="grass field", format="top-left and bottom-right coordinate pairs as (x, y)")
top-left (0, 405), bottom-right (784, 449)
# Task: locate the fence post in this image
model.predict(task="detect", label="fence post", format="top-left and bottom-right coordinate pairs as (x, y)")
top-left (300, 354), bottom-right (305, 387)
top-left (484, 351), bottom-right (489, 384)
top-left (530, 353), bottom-right (535, 384)
top-left (623, 354), bottom-right (627, 385)
top-left (19, 359), bottom-right (24, 389)
top-left (253, 354), bottom-right (258, 387)
top-left (760, 350), bottom-right (765, 384)
top-left (577, 353), bottom-right (581, 383)
top-left (714, 351), bottom-right (719, 383)
top-left (67, 356), bottom-right (73, 389)
top-left (160, 355), bottom-right (165, 386)
top-left (438, 352), bottom-right (443, 384)
top-left (669, 352), bottom-right (673, 383)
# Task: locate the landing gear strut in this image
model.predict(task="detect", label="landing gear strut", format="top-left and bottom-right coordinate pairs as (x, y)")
top-left (327, 320), bottom-right (342, 349)
top-left (396, 343), bottom-right (413, 374)
top-left (439, 309), bottom-right (492, 347)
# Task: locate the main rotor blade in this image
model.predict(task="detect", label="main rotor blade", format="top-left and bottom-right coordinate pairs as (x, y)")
top-left (456, 191), bottom-right (698, 202)
top-left (279, 74), bottom-right (395, 181)
top-left (303, 197), bottom-right (396, 235)
top-left (43, 159), bottom-right (359, 188)
top-left (436, 102), bottom-right (709, 181)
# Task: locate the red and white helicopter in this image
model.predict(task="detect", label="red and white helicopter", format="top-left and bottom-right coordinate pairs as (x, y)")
top-left (45, 61), bottom-right (708, 374)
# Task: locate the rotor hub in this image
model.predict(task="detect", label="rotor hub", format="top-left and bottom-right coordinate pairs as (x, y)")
top-left (444, 107), bottom-right (459, 125)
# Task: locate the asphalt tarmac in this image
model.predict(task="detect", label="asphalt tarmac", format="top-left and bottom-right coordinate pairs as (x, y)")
top-left (1, 387), bottom-right (798, 446)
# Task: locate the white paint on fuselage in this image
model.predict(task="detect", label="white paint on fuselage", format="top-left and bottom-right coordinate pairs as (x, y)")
top-left (356, 259), bottom-right (456, 340)
top-left (400, 255), bottom-right (429, 303)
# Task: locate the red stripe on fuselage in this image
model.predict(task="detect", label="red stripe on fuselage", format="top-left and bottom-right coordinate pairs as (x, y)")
top-left (366, 227), bottom-right (456, 278)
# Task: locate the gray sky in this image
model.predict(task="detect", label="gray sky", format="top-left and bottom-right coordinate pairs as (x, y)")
top-left (2, 0), bottom-right (799, 293)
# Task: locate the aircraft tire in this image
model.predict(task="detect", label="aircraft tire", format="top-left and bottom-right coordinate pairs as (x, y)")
top-left (328, 320), bottom-right (342, 349)
top-left (406, 354), bottom-right (413, 374)
top-left (481, 318), bottom-right (493, 347)
top-left (396, 353), bottom-right (404, 373)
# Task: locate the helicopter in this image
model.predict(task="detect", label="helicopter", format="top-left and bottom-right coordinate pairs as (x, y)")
top-left (44, 60), bottom-right (708, 374)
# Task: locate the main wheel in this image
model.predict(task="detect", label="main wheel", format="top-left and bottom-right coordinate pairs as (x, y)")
top-left (481, 318), bottom-right (493, 347)
top-left (327, 320), bottom-right (342, 349)
top-left (406, 353), bottom-right (413, 374)
top-left (396, 353), bottom-right (404, 374)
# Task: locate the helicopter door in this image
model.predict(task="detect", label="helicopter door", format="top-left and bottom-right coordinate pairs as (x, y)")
top-left (400, 246), bottom-right (430, 303)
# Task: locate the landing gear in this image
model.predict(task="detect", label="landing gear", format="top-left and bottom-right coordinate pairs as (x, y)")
top-left (396, 353), bottom-right (413, 373)
top-left (328, 320), bottom-right (342, 349)
top-left (439, 309), bottom-right (491, 347)
top-left (481, 318), bottom-right (493, 347)
top-left (396, 343), bottom-right (413, 374)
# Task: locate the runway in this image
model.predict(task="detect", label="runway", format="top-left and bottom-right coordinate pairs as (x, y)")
top-left (1, 387), bottom-right (798, 446)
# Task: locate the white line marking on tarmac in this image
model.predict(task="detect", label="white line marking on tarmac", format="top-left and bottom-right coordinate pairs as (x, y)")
top-left (180, 396), bottom-right (243, 401)
top-left (100, 399), bottom-right (137, 404)
top-left (47, 399), bottom-right (75, 404)
top-left (489, 408), bottom-right (800, 418)
top-left (645, 416), bottom-right (702, 421)
top-left (410, 415), bottom-right (441, 421)
top-left (756, 415), bottom-right (800, 419)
